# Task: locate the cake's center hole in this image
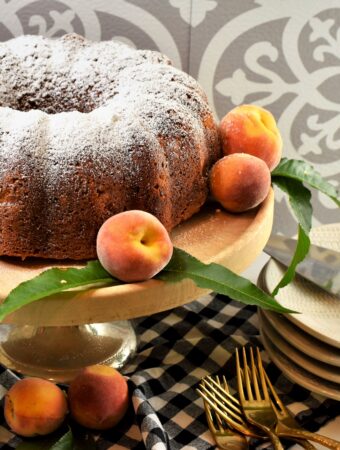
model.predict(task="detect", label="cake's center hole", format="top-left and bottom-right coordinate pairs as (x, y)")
top-left (4, 96), bottom-right (98, 114)
top-left (4, 94), bottom-right (99, 114)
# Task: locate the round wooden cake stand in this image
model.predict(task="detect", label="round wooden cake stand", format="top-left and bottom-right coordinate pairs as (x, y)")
top-left (0, 190), bottom-right (274, 382)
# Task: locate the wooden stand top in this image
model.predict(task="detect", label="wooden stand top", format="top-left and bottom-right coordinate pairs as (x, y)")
top-left (0, 190), bottom-right (274, 326)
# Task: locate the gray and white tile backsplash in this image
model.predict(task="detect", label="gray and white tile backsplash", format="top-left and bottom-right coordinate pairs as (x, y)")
top-left (1, 0), bottom-right (339, 235)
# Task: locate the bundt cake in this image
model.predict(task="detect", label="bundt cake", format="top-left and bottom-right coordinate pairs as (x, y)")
top-left (0, 34), bottom-right (221, 260)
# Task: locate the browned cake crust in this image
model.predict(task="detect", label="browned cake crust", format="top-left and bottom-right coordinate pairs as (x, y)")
top-left (0, 34), bottom-right (221, 260)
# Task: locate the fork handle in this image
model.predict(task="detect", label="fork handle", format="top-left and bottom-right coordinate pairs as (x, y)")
top-left (256, 425), bottom-right (284, 450)
top-left (294, 438), bottom-right (317, 450)
top-left (278, 429), bottom-right (340, 449)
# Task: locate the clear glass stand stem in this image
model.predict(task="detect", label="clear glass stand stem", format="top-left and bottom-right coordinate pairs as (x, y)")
top-left (0, 321), bottom-right (137, 383)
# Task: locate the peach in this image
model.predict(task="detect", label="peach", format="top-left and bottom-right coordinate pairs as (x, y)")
top-left (96, 210), bottom-right (173, 282)
top-left (209, 153), bottom-right (271, 213)
top-left (219, 104), bottom-right (282, 171)
top-left (4, 378), bottom-right (67, 437)
top-left (68, 365), bottom-right (129, 430)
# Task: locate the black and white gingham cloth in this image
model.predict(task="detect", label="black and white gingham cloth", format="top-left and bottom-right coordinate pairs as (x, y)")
top-left (0, 294), bottom-right (339, 449)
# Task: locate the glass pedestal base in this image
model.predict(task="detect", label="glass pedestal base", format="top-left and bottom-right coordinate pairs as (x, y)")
top-left (0, 321), bottom-right (137, 383)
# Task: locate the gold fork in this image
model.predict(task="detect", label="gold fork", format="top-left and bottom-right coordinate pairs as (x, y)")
top-left (198, 375), bottom-right (316, 449)
top-left (201, 372), bottom-right (316, 450)
top-left (262, 365), bottom-right (340, 450)
top-left (236, 346), bottom-right (284, 450)
top-left (197, 376), bottom-right (262, 440)
top-left (249, 347), bottom-right (317, 450)
top-left (198, 377), bottom-right (249, 450)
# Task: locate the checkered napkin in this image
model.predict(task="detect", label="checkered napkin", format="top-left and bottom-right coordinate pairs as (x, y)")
top-left (0, 294), bottom-right (339, 449)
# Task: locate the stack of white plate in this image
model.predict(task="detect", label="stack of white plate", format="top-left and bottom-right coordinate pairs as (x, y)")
top-left (258, 223), bottom-right (340, 400)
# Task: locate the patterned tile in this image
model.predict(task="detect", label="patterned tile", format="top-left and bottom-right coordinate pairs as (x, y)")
top-left (188, 0), bottom-right (340, 231)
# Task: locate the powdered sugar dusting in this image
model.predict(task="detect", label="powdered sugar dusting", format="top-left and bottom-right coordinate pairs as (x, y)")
top-left (0, 34), bottom-right (215, 185)
top-left (0, 34), bottom-right (220, 259)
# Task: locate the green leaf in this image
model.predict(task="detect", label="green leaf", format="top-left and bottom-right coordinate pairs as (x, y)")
top-left (157, 248), bottom-right (294, 313)
top-left (0, 260), bottom-right (119, 321)
top-left (48, 430), bottom-right (73, 450)
top-left (273, 176), bottom-right (312, 235)
top-left (0, 248), bottom-right (294, 321)
top-left (272, 176), bottom-right (313, 294)
top-left (272, 157), bottom-right (340, 206)
top-left (272, 224), bottom-right (311, 296)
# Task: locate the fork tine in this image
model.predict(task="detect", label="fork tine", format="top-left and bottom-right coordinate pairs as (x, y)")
top-left (198, 383), bottom-right (232, 414)
top-left (214, 377), bottom-right (227, 431)
top-left (198, 383), bottom-right (264, 440)
top-left (204, 400), bottom-right (218, 433)
top-left (199, 389), bottom-right (251, 447)
top-left (256, 347), bottom-right (270, 401)
top-left (202, 378), bottom-right (236, 411)
top-left (237, 348), bottom-right (286, 449)
top-left (221, 375), bottom-right (241, 407)
top-left (236, 348), bottom-right (246, 402)
top-left (242, 346), bottom-right (254, 401)
top-left (196, 388), bottom-right (246, 431)
top-left (221, 375), bottom-right (243, 408)
top-left (222, 375), bottom-right (230, 394)
top-left (198, 388), bottom-right (229, 423)
top-left (206, 377), bottom-right (243, 415)
top-left (199, 381), bottom-right (247, 424)
top-left (199, 381), bottom-right (245, 424)
top-left (249, 355), bottom-right (283, 417)
top-left (208, 383), bottom-right (227, 433)
top-left (250, 347), bottom-right (262, 400)
top-left (262, 363), bottom-right (284, 414)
